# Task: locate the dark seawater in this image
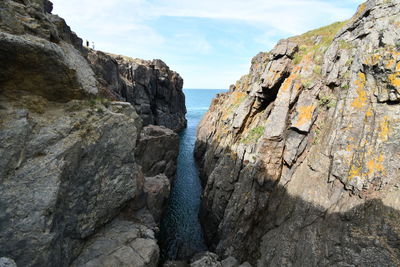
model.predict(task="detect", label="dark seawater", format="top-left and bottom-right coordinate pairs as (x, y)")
top-left (159, 89), bottom-right (227, 261)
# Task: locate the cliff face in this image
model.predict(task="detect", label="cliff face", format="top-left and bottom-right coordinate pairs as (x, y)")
top-left (87, 51), bottom-right (187, 132)
top-left (0, 1), bottom-right (184, 266)
top-left (196, 0), bottom-right (400, 266)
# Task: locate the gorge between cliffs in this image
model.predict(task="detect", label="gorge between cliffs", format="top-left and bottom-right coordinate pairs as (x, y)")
top-left (1, 0), bottom-right (400, 267)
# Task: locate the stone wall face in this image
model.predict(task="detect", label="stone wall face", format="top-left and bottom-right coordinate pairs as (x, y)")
top-left (195, 1), bottom-right (400, 266)
top-left (0, 1), bottom-right (184, 266)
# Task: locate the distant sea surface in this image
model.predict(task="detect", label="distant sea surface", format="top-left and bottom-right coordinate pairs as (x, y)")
top-left (159, 89), bottom-right (227, 261)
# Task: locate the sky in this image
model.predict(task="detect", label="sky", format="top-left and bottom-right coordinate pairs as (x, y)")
top-left (52, 0), bottom-right (364, 89)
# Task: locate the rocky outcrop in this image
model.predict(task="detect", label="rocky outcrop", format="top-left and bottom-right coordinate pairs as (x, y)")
top-left (196, 0), bottom-right (400, 266)
top-left (0, 258), bottom-right (17, 267)
top-left (87, 50), bottom-right (187, 132)
top-left (71, 219), bottom-right (159, 267)
top-left (136, 125), bottom-right (180, 180)
top-left (0, 1), bottom-right (183, 266)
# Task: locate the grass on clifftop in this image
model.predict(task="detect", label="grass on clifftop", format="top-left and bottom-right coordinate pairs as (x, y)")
top-left (290, 20), bottom-right (349, 65)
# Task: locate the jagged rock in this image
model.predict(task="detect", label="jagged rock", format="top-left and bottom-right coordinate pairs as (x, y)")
top-left (190, 252), bottom-right (221, 267)
top-left (87, 50), bottom-right (187, 132)
top-left (136, 125), bottom-right (180, 179)
top-left (0, 1), bottom-right (184, 266)
top-left (196, 0), bottom-right (400, 266)
top-left (270, 39), bottom-right (298, 59)
top-left (221, 256), bottom-right (239, 267)
top-left (0, 95), bottom-right (144, 267)
top-left (0, 258), bottom-right (17, 267)
top-left (0, 32), bottom-right (97, 101)
top-left (0, 0), bottom-right (83, 50)
top-left (71, 219), bottom-right (159, 267)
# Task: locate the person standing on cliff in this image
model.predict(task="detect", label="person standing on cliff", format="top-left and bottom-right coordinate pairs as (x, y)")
top-left (86, 40), bottom-right (89, 47)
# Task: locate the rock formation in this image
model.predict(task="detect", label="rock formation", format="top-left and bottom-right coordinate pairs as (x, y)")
top-left (0, 0), bottom-right (185, 266)
top-left (87, 50), bottom-right (187, 132)
top-left (196, 0), bottom-right (400, 266)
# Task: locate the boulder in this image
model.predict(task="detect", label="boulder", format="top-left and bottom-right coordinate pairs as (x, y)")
top-left (144, 174), bottom-right (171, 223)
top-left (136, 125), bottom-right (180, 179)
top-left (71, 219), bottom-right (159, 267)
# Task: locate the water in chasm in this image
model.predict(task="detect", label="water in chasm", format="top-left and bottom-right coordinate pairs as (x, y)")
top-left (159, 89), bottom-right (226, 261)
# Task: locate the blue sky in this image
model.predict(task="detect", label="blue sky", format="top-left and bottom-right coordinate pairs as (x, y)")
top-left (52, 0), bottom-right (364, 89)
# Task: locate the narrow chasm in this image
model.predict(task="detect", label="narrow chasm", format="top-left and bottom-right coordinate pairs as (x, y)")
top-left (158, 89), bottom-right (225, 262)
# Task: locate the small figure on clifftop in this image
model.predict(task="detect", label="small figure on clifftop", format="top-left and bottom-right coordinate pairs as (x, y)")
top-left (86, 40), bottom-right (89, 47)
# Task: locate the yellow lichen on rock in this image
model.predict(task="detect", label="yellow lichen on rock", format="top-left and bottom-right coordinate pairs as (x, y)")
top-left (295, 105), bottom-right (316, 127)
top-left (388, 72), bottom-right (400, 88)
top-left (351, 72), bottom-right (367, 109)
top-left (281, 72), bottom-right (298, 92)
top-left (366, 155), bottom-right (385, 176)
top-left (365, 107), bottom-right (374, 117)
top-left (364, 54), bottom-right (382, 66)
top-left (385, 58), bottom-right (396, 69)
top-left (349, 164), bottom-right (362, 179)
top-left (378, 116), bottom-right (390, 142)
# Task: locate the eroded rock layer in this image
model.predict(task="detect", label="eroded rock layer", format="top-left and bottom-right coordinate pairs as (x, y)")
top-left (0, 0), bottom-right (185, 266)
top-left (196, 0), bottom-right (400, 266)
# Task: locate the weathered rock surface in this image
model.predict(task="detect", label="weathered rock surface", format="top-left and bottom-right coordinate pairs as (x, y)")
top-left (144, 174), bottom-right (171, 223)
top-left (196, 0), bottom-right (400, 266)
top-left (189, 253), bottom-right (249, 267)
top-left (136, 125), bottom-right (180, 180)
top-left (0, 95), bottom-right (143, 267)
top-left (87, 50), bottom-right (187, 132)
top-left (0, 0), bottom-right (184, 266)
top-left (0, 258), bottom-right (17, 267)
top-left (71, 219), bottom-right (159, 267)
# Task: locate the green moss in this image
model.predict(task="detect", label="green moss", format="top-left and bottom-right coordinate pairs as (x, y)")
top-left (241, 126), bottom-right (265, 144)
top-left (341, 83), bottom-right (350, 90)
top-left (319, 95), bottom-right (336, 109)
top-left (312, 128), bottom-right (321, 145)
top-left (339, 40), bottom-right (354, 50)
top-left (301, 79), bottom-right (312, 89)
top-left (313, 65), bottom-right (322, 75)
top-left (88, 96), bottom-right (111, 108)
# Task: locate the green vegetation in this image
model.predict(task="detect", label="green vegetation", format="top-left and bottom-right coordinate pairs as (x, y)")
top-left (88, 96), bottom-right (111, 108)
top-left (396, 41), bottom-right (400, 51)
top-left (318, 95), bottom-right (336, 109)
top-left (312, 128), bottom-right (321, 145)
top-left (301, 78), bottom-right (312, 89)
top-left (341, 83), bottom-right (350, 90)
top-left (313, 65), bottom-right (322, 75)
top-left (290, 20), bottom-right (349, 66)
top-left (339, 40), bottom-right (354, 50)
top-left (241, 126), bottom-right (265, 144)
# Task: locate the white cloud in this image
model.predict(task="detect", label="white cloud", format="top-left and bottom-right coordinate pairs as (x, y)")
top-left (51, 0), bottom-right (363, 88)
top-left (145, 0), bottom-right (357, 34)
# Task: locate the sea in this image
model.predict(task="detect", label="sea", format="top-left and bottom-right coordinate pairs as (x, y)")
top-left (158, 89), bottom-right (227, 261)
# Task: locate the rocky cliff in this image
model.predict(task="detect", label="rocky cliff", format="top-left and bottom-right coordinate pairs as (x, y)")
top-left (196, 0), bottom-right (400, 266)
top-left (87, 51), bottom-right (187, 132)
top-left (0, 0), bottom-right (185, 266)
